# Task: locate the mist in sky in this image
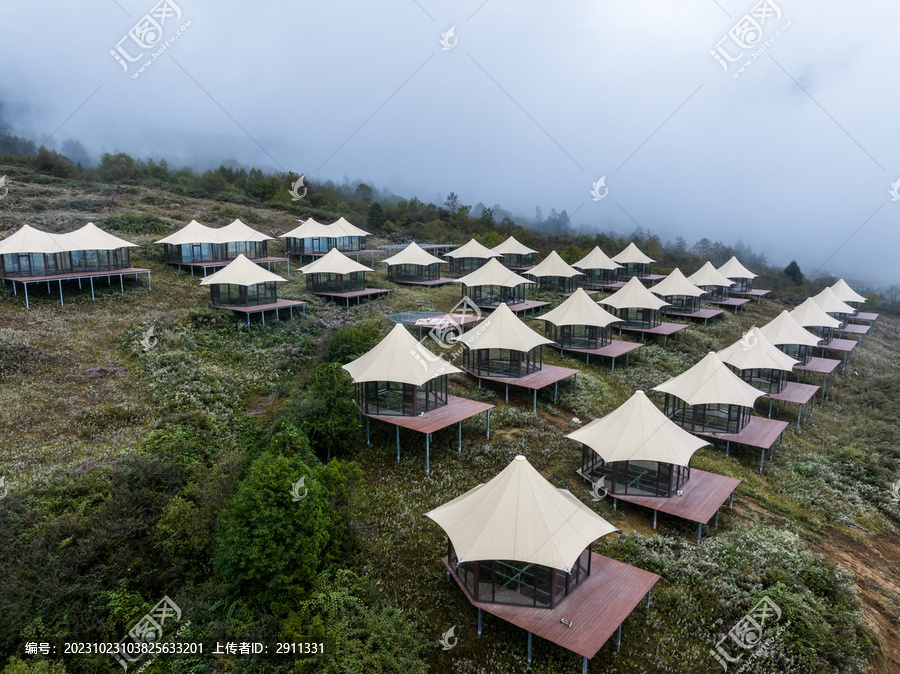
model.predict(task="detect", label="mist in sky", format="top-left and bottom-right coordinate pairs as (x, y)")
top-left (1, 0), bottom-right (898, 284)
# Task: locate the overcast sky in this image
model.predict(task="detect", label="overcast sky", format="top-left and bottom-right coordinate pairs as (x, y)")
top-left (1, 0), bottom-right (898, 284)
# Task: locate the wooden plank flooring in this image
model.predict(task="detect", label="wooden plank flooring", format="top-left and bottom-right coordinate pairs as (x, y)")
top-left (795, 356), bottom-right (840, 375)
top-left (663, 308), bottom-right (723, 321)
top-left (465, 363), bottom-right (579, 391)
top-left (619, 322), bottom-right (688, 337)
top-left (393, 277), bottom-right (457, 287)
top-left (211, 298), bottom-right (306, 314)
top-left (2, 267), bottom-right (150, 283)
top-left (361, 395), bottom-right (494, 434)
top-left (553, 340), bottom-right (642, 360)
top-left (765, 381), bottom-right (818, 405)
top-left (693, 416), bottom-right (788, 451)
top-left (443, 553), bottom-right (659, 660)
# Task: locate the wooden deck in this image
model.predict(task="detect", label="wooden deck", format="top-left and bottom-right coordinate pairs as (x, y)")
top-left (693, 416), bottom-right (789, 472)
top-left (392, 277), bottom-right (457, 287)
top-left (730, 288), bottom-right (771, 303)
top-left (464, 364), bottom-right (579, 411)
top-left (764, 382), bottom-right (819, 427)
top-left (579, 468), bottom-right (740, 527)
top-left (475, 300), bottom-right (550, 315)
top-left (837, 323), bottom-right (869, 345)
top-left (795, 356), bottom-right (840, 403)
top-left (361, 396), bottom-right (494, 474)
top-left (853, 312), bottom-right (878, 323)
top-left (662, 308), bottom-right (723, 324)
top-left (444, 553), bottom-right (659, 661)
top-left (173, 257), bottom-right (289, 276)
top-left (3, 267), bottom-right (152, 308)
top-left (618, 322), bottom-right (687, 344)
top-left (704, 297), bottom-right (750, 313)
top-left (310, 287), bottom-right (390, 306)
top-left (211, 299), bottom-right (306, 325)
top-left (823, 338), bottom-right (856, 354)
top-left (552, 340), bottom-right (642, 371)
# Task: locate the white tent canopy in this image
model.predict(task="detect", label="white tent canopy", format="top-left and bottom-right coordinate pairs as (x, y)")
top-left (790, 298), bottom-right (841, 329)
top-left (650, 268), bottom-right (705, 298)
top-left (343, 323), bottom-right (461, 386)
top-left (462, 303), bottom-right (553, 352)
top-left (829, 279), bottom-right (866, 304)
top-left (611, 242), bottom-right (655, 265)
top-left (425, 455), bottom-right (618, 570)
top-left (687, 261), bottom-right (733, 288)
top-left (299, 247), bottom-right (373, 275)
top-left (490, 236), bottom-right (538, 256)
top-left (382, 241), bottom-right (447, 267)
top-left (457, 258), bottom-right (535, 288)
top-left (199, 254), bottom-right (286, 287)
top-left (717, 327), bottom-right (799, 372)
top-left (811, 287), bottom-right (855, 315)
top-left (279, 217), bottom-right (334, 240)
top-left (573, 246), bottom-right (622, 271)
top-left (525, 250), bottom-right (583, 279)
top-left (155, 220), bottom-right (223, 245)
top-left (759, 311), bottom-right (821, 347)
top-left (219, 219), bottom-right (273, 242)
top-left (566, 390), bottom-right (710, 466)
top-left (444, 239), bottom-right (500, 260)
top-left (717, 256), bottom-right (757, 280)
top-left (653, 352), bottom-right (763, 407)
top-left (537, 288), bottom-right (621, 328)
top-left (600, 276), bottom-right (670, 310)
top-left (329, 217), bottom-right (370, 238)
top-left (0, 223), bottom-right (139, 255)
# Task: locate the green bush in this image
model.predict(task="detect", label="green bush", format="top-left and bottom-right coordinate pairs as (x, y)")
top-left (325, 320), bottom-right (383, 364)
top-left (103, 210), bottom-right (172, 235)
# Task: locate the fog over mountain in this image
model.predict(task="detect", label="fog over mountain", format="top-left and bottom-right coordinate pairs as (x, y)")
top-left (1, 0), bottom-right (898, 284)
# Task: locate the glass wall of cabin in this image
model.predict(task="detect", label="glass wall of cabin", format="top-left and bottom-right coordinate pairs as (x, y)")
top-left (1, 248), bottom-right (132, 278)
top-left (776, 342), bottom-right (812, 365)
top-left (544, 323), bottom-right (612, 350)
top-left (449, 543), bottom-right (590, 610)
top-left (663, 393), bottom-right (749, 434)
top-left (463, 347), bottom-right (542, 378)
top-left (737, 367), bottom-right (787, 394)
top-left (805, 325), bottom-right (834, 346)
top-left (700, 284), bottom-right (729, 301)
top-left (499, 253), bottom-right (533, 269)
top-left (466, 284), bottom-right (525, 307)
top-left (579, 267), bottom-right (618, 287)
top-left (580, 446), bottom-right (690, 497)
top-left (614, 307), bottom-right (661, 329)
top-left (729, 277), bottom-right (754, 293)
top-left (356, 376), bottom-right (448, 416)
top-left (306, 271), bottom-right (367, 293)
top-left (533, 275), bottom-right (578, 292)
top-left (388, 262), bottom-right (441, 283)
top-left (660, 295), bottom-right (700, 315)
top-left (452, 257), bottom-right (491, 277)
top-left (209, 282), bottom-right (277, 307)
top-left (619, 262), bottom-right (650, 279)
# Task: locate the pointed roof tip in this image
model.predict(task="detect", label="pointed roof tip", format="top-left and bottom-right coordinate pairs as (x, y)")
top-left (717, 256), bottom-right (757, 279)
top-left (759, 310), bottom-right (821, 347)
top-left (811, 287), bottom-right (855, 314)
top-left (650, 268), bottom-right (705, 298)
top-left (525, 250), bottom-right (583, 279)
top-left (299, 247), bottom-right (373, 275)
top-left (382, 241), bottom-right (447, 266)
top-left (457, 257), bottom-right (534, 287)
top-left (830, 278), bottom-right (867, 303)
top-left (444, 239), bottom-right (501, 259)
top-left (537, 287), bottom-right (621, 328)
top-left (199, 253), bottom-right (287, 286)
top-left (611, 241), bottom-right (655, 264)
top-left (652, 351), bottom-right (762, 407)
top-left (573, 246), bottom-right (622, 271)
top-left (790, 297), bottom-right (842, 328)
top-left (462, 302), bottom-right (554, 352)
top-left (600, 276), bottom-right (670, 310)
top-left (687, 261), bottom-right (733, 287)
top-left (514, 455), bottom-right (527, 461)
top-left (490, 235), bottom-right (538, 256)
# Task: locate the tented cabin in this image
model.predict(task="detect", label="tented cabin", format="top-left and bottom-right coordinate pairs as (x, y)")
top-left (199, 254), bottom-right (304, 325)
top-left (687, 261), bottom-right (733, 302)
top-left (790, 298), bottom-right (841, 346)
top-left (611, 242), bottom-right (655, 280)
top-left (811, 287), bottom-right (855, 329)
top-left (427, 455), bottom-right (618, 610)
top-left (461, 303), bottom-right (552, 379)
top-left (600, 277), bottom-right (670, 329)
top-left (343, 323), bottom-right (461, 417)
top-left (157, 219), bottom-right (280, 274)
top-left (523, 250), bottom-right (583, 293)
top-left (569, 390), bottom-right (709, 498)
top-left (426, 455), bottom-right (659, 669)
top-left (382, 242), bottom-right (453, 286)
top-left (0, 223), bottom-right (149, 308)
top-left (759, 310), bottom-right (821, 366)
top-left (650, 268), bottom-right (707, 317)
top-left (573, 246), bottom-right (622, 287)
top-left (717, 256), bottom-right (758, 293)
top-left (653, 352), bottom-right (763, 435)
top-left (537, 288), bottom-right (621, 352)
top-left (299, 248), bottom-right (389, 306)
top-left (829, 279), bottom-right (867, 316)
top-left (490, 236), bottom-right (538, 270)
top-left (457, 258), bottom-right (535, 308)
top-left (443, 239), bottom-right (500, 277)
top-left (717, 327), bottom-right (798, 395)
top-left (280, 217), bottom-right (372, 259)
